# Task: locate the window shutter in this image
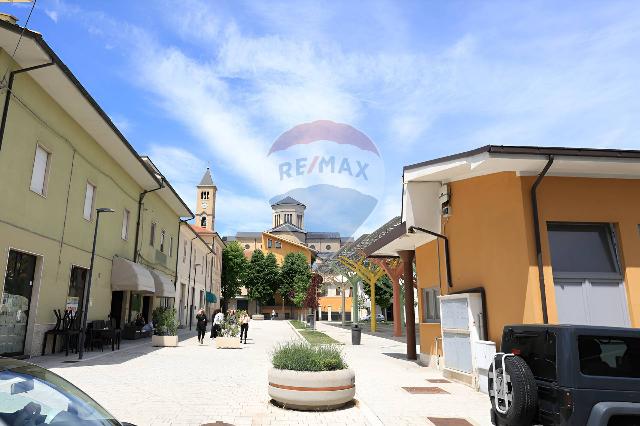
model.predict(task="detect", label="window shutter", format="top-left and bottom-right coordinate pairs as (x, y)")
top-left (30, 146), bottom-right (49, 194)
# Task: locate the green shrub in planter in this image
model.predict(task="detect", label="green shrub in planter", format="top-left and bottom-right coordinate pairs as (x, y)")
top-left (272, 341), bottom-right (347, 372)
top-left (152, 307), bottom-right (177, 336)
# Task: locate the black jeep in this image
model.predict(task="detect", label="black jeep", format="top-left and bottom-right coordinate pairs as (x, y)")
top-left (488, 324), bottom-right (640, 426)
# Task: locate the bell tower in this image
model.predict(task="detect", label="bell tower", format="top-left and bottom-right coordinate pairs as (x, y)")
top-left (196, 167), bottom-right (216, 231)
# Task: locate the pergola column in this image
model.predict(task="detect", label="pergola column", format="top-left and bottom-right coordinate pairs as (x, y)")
top-left (399, 250), bottom-right (416, 360)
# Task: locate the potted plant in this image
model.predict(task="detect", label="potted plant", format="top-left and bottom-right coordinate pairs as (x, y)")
top-left (215, 310), bottom-right (242, 349)
top-left (268, 341), bottom-right (355, 410)
top-left (151, 306), bottom-right (178, 347)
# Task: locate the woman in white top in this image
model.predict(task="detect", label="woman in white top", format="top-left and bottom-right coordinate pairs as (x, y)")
top-left (240, 312), bottom-right (250, 344)
top-left (210, 309), bottom-right (224, 339)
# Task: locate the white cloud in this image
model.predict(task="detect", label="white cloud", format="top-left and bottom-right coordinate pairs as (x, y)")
top-left (45, 10), bottom-right (59, 23)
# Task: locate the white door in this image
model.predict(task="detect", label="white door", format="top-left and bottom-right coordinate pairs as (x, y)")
top-left (549, 223), bottom-right (630, 327)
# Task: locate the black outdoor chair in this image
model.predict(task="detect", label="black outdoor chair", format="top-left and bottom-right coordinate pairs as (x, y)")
top-left (88, 320), bottom-right (109, 352)
top-left (41, 310), bottom-right (64, 355)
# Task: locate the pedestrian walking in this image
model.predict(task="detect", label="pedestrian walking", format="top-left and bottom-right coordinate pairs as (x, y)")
top-left (195, 308), bottom-right (207, 344)
top-left (210, 309), bottom-right (223, 338)
top-left (271, 309), bottom-right (276, 320)
top-left (240, 312), bottom-right (250, 344)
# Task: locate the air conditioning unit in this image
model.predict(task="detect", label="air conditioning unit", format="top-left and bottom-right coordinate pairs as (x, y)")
top-left (439, 293), bottom-right (494, 389)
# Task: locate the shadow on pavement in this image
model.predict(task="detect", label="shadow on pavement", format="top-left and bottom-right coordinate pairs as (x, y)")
top-left (321, 321), bottom-right (414, 345)
top-left (29, 330), bottom-right (199, 370)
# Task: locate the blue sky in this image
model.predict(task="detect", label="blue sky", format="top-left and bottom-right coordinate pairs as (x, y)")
top-left (3, 1), bottom-right (640, 237)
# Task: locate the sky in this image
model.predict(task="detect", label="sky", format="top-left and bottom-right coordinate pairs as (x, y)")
top-left (3, 1), bottom-right (640, 237)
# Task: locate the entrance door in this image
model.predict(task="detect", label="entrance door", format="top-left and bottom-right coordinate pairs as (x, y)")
top-left (548, 223), bottom-right (630, 327)
top-left (110, 291), bottom-right (124, 329)
top-left (1, 250), bottom-right (37, 356)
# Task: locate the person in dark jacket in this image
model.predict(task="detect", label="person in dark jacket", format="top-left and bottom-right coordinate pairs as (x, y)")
top-left (195, 308), bottom-right (208, 344)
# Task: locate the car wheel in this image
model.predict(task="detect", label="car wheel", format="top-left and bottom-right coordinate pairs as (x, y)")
top-left (488, 355), bottom-right (538, 426)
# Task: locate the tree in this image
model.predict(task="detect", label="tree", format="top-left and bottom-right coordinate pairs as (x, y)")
top-left (280, 252), bottom-right (312, 314)
top-left (245, 250), bottom-right (279, 311)
top-left (221, 241), bottom-right (247, 312)
top-left (362, 274), bottom-right (394, 319)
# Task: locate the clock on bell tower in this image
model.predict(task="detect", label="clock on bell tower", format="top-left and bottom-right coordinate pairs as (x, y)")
top-left (196, 167), bottom-right (216, 231)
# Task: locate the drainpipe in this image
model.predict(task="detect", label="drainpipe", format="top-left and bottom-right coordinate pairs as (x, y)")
top-left (133, 179), bottom-right (165, 262)
top-left (173, 217), bottom-right (193, 287)
top-left (408, 226), bottom-right (453, 288)
top-left (0, 62), bottom-right (54, 153)
top-left (531, 155), bottom-right (554, 324)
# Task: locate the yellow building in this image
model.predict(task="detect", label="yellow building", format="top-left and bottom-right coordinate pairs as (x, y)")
top-left (0, 17), bottom-right (191, 356)
top-left (365, 145), bottom-right (640, 367)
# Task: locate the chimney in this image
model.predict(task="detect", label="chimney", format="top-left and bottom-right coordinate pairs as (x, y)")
top-left (0, 13), bottom-right (19, 25)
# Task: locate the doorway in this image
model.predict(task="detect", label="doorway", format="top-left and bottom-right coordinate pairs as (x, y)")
top-left (548, 223), bottom-right (630, 327)
top-left (110, 291), bottom-right (124, 329)
top-left (142, 296), bottom-right (151, 323)
top-left (1, 250), bottom-right (37, 356)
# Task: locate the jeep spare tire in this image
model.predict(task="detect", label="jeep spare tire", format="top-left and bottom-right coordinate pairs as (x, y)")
top-left (488, 355), bottom-right (538, 426)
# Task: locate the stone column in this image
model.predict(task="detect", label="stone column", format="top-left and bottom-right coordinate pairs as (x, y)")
top-left (399, 250), bottom-right (416, 360)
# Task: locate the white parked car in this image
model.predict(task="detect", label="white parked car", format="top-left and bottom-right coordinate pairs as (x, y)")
top-left (361, 313), bottom-right (385, 322)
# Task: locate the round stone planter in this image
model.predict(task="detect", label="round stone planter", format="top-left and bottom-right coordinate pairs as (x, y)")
top-left (268, 367), bottom-right (355, 411)
top-left (152, 335), bottom-right (178, 347)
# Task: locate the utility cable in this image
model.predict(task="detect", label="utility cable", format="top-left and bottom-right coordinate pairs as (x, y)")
top-left (1, 0), bottom-right (38, 85)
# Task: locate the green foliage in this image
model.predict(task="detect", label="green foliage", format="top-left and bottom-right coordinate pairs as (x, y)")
top-left (221, 241), bottom-right (247, 306)
top-left (280, 252), bottom-right (311, 307)
top-left (361, 274), bottom-right (394, 311)
top-left (245, 250), bottom-right (280, 306)
top-left (299, 330), bottom-right (340, 345)
top-left (289, 320), bottom-right (307, 329)
top-left (152, 306), bottom-right (177, 336)
top-left (219, 311), bottom-right (240, 337)
top-left (271, 341), bottom-right (347, 371)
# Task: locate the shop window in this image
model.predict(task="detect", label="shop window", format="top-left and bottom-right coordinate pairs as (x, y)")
top-left (421, 287), bottom-right (440, 323)
top-left (66, 266), bottom-right (87, 313)
top-left (30, 145), bottom-right (50, 196)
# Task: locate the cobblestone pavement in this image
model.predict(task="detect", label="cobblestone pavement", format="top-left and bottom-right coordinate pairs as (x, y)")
top-left (30, 320), bottom-right (491, 426)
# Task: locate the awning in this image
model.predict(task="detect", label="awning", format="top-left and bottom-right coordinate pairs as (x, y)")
top-left (110, 257), bottom-right (155, 294)
top-left (149, 269), bottom-right (176, 298)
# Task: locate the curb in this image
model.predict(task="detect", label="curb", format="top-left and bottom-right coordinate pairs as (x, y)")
top-left (287, 320), bottom-right (306, 341)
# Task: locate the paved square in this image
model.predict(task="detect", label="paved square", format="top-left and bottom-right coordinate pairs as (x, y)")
top-left (30, 320), bottom-right (491, 426)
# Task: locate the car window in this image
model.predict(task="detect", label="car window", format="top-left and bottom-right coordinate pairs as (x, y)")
top-left (578, 335), bottom-right (640, 378)
top-left (503, 330), bottom-right (557, 382)
top-left (0, 366), bottom-right (118, 425)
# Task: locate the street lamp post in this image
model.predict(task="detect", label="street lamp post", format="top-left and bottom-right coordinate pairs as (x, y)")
top-left (78, 207), bottom-right (114, 360)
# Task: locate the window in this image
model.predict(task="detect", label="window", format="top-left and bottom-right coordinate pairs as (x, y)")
top-left (160, 230), bottom-right (166, 252)
top-left (30, 145), bottom-right (50, 195)
top-left (83, 182), bottom-right (96, 220)
top-left (200, 191), bottom-right (209, 200)
top-left (421, 287), bottom-right (440, 322)
top-left (244, 244), bottom-right (250, 250)
top-left (336, 287), bottom-right (341, 296)
top-left (150, 222), bottom-right (156, 246)
top-left (284, 213), bottom-right (292, 223)
top-left (267, 239), bottom-right (273, 248)
top-left (121, 209), bottom-right (130, 240)
top-left (325, 244), bottom-right (331, 250)
top-left (66, 266), bottom-right (87, 313)
top-left (297, 214), bottom-right (303, 227)
top-left (547, 223), bottom-right (620, 274)
top-left (183, 240), bottom-right (187, 263)
top-left (275, 241), bottom-right (282, 249)
top-left (200, 216), bottom-right (207, 227)
top-left (310, 244), bottom-right (316, 249)
top-left (169, 236), bottom-right (174, 255)
top-left (579, 335), bottom-right (640, 378)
